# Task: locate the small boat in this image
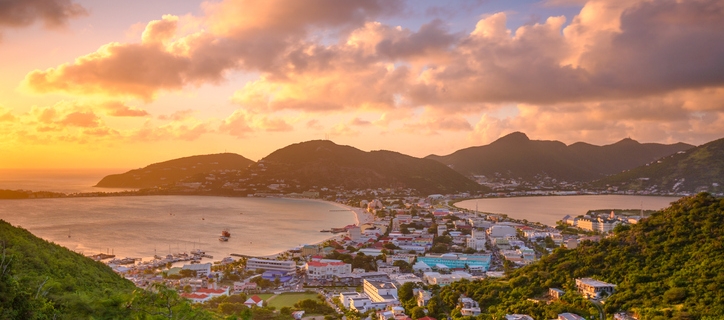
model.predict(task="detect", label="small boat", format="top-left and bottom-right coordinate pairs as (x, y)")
top-left (219, 236), bottom-right (229, 242)
top-left (222, 229), bottom-right (231, 237)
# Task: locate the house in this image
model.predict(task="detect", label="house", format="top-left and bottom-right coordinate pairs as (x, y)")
top-left (559, 313), bottom-right (586, 320)
top-left (576, 278), bottom-right (616, 299)
top-left (244, 295), bottom-right (264, 307)
top-left (417, 290), bottom-right (431, 307)
top-left (233, 281), bottom-right (257, 293)
top-left (459, 296), bottom-right (481, 316)
top-left (549, 288), bottom-right (565, 300)
top-left (291, 310), bottom-right (305, 319)
top-left (505, 315), bottom-right (534, 320)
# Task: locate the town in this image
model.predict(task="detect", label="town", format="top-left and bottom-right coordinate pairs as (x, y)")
top-left (94, 189), bottom-right (641, 320)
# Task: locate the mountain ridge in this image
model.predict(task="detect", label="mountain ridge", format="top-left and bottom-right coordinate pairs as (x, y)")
top-left (426, 132), bottom-right (695, 182)
top-left (95, 153), bottom-right (254, 188)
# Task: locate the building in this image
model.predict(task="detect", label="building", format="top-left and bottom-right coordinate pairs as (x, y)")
top-left (180, 292), bottom-right (212, 303)
top-left (305, 260), bottom-right (352, 279)
top-left (423, 271), bottom-right (475, 286)
top-left (505, 315), bottom-right (534, 320)
top-left (363, 279), bottom-right (399, 304)
top-left (196, 287), bottom-right (230, 298)
top-left (576, 278), bottom-right (616, 299)
top-left (233, 281), bottom-right (257, 293)
top-left (246, 258), bottom-right (296, 274)
top-left (466, 229), bottom-right (487, 251)
top-left (460, 297), bottom-right (481, 316)
top-left (577, 217), bottom-right (620, 233)
top-left (558, 313), bottom-right (586, 320)
top-left (417, 253), bottom-right (491, 271)
top-left (549, 288), bottom-right (565, 300)
top-left (488, 224), bottom-right (517, 238)
top-left (417, 290), bottom-right (431, 307)
top-left (300, 244), bottom-right (319, 256)
top-left (348, 226), bottom-right (362, 241)
top-left (244, 295), bottom-right (264, 307)
top-left (182, 263), bottom-right (212, 278)
top-left (339, 292), bottom-right (364, 308)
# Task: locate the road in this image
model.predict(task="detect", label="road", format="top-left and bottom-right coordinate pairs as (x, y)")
top-left (590, 299), bottom-right (605, 320)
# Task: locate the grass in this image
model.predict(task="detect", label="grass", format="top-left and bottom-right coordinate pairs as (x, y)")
top-left (266, 292), bottom-right (320, 309)
top-left (255, 293), bottom-right (276, 301)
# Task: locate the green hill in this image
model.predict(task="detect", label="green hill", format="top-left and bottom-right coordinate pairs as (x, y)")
top-left (251, 140), bottom-right (486, 195)
top-left (95, 153), bottom-right (255, 188)
top-left (426, 132), bottom-right (693, 182)
top-left (0, 220), bottom-right (135, 319)
top-left (594, 137), bottom-right (724, 194)
top-left (420, 193), bottom-right (724, 320)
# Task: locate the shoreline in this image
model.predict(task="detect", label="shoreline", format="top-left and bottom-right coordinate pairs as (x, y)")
top-left (258, 199), bottom-right (375, 259)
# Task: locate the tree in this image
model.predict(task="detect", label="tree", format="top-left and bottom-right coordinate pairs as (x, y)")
top-left (410, 306), bottom-right (426, 319)
top-left (393, 260), bottom-right (413, 273)
top-left (126, 283), bottom-right (213, 319)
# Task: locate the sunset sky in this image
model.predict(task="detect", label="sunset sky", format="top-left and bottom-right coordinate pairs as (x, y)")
top-left (1, 0), bottom-right (723, 169)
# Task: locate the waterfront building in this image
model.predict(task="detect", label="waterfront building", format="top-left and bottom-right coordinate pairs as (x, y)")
top-left (575, 278), bottom-right (616, 299)
top-left (301, 244), bottom-right (319, 256)
top-left (246, 258), bottom-right (296, 274)
top-left (182, 263), bottom-right (212, 278)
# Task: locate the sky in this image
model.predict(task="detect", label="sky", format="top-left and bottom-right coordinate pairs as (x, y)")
top-left (1, 0), bottom-right (723, 169)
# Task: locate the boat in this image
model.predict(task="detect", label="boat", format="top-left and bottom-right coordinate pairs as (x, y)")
top-left (219, 236), bottom-right (229, 242)
top-left (221, 229), bottom-right (231, 237)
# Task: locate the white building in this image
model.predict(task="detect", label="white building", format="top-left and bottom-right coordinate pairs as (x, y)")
top-left (466, 229), bottom-right (487, 251)
top-left (363, 279), bottom-right (399, 305)
top-left (246, 258), bottom-right (296, 273)
top-left (423, 271), bottom-right (475, 286)
top-left (576, 278), bottom-right (616, 299)
top-left (488, 224), bottom-right (517, 238)
top-left (182, 263), bottom-right (212, 278)
top-left (305, 260), bottom-right (352, 279)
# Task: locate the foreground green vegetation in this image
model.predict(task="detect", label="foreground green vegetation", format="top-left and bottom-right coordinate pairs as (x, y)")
top-left (405, 193), bottom-right (724, 320)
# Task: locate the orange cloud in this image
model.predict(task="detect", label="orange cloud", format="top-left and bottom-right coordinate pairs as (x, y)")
top-left (219, 109), bottom-right (293, 138)
top-left (102, 101), bottom-right (149, 117)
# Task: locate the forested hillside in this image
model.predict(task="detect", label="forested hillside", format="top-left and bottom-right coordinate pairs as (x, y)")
top-left (412, 193), bottom-right (724, 320)
top-left (0, 220), bottom-right (214, 319)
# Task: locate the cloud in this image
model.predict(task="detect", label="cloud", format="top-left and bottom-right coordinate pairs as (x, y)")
top-left (0, 0), bottom-right (87, 29)
top-left (58, 111), bottom-right (100, 127)
top-left (350, 117), bottom-right (372, 126)
top-left (102, 101), bottom-right (149, 117)
top-left (22, 1), bottom-right (404, 99)
top-left (0, 107), bottom-right (16, 122)
top-left (219, 109), bottom-right (293, 138)
top-left (306, 119), bottom-right (323, 130)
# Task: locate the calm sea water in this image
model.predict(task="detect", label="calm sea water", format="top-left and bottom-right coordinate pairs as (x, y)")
top-left (0, 168), bottom-right (136, 193)
top-left (0, 196), bottom-right (355, 259)
top-left (456, 195), bottom-right (682, 226)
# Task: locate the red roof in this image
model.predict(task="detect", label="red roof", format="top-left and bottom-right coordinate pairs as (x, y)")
top-left (418, 317), bottom-right (437, 320)
top-left (196, 287), bottom-right (227, 294)
top-left (308, 261), bottom-right (347, 267)
top-left (181, 293), bottom-right (209, 299)
top-left (247, 295), bottom-right (262, 303)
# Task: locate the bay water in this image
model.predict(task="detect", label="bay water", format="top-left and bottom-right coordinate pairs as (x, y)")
top-left (456, 195), bottom-right (682, 226)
